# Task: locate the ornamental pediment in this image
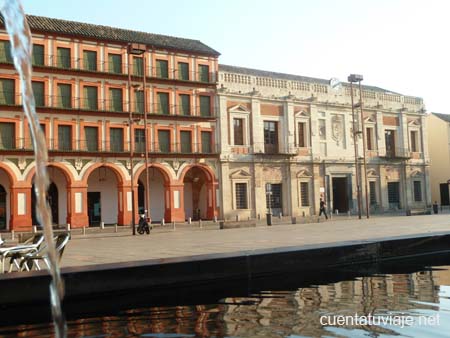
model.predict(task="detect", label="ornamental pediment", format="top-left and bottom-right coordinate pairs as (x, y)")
top-left (228, 104), bottom-right (251, 114)
top-left (230, 169), bottom-right (251, 179)
top-left (296, 169), bottom-right (312, 178)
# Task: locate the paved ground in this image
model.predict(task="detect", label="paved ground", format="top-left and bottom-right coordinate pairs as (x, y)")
top-left (60, 213), bottom-right (450, 268)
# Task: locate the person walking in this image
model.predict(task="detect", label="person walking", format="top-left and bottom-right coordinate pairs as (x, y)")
top-left (319, 198), bottom-right (328, 220)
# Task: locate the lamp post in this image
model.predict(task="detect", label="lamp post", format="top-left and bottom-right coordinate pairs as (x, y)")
top-left (266, 183), bottom-right (273, 226)
top-left (348, 74), bottom-right (362, 219)
top-left (357, 78), bottom-right (370, 218)
top-left (127, 43), bottom-right (147, 235)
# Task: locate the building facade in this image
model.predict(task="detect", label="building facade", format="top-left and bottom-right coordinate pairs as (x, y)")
top-left (217, 65), bottom-right (430, 220)
top-left (427, 113), bottom-right (450, 206)
top-left (0, 15), bottom-right (220, 231)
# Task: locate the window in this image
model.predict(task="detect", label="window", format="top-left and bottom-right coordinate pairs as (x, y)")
top-left (178, 62), bottom-right (189, 80)
top-left (179, 94), bottom-right (190, 115)
top-left (0, 40), bottom-right (12, 63)
top-left (58, 125), bottom-right (72, 151)
top-left (83, 86), bottom-right (98, 110)
top-left (201, 131), bottom-right (212, 153)
top-left (266, 183), bottom-right (282, 210)
top-left (264, 121), bottom-right (278, 153)
top-left (199, 95), bottom-right (211, 116)
top-left (133, 57), bottom-right (143, 76)
top-left (135, 90), bottom-right (144, 113)
top-left (233, 118), bottom-right (244, 145)
top-left (57, 83), bottom-right (72, 108)
top-left (198, 64), bottom-right (209, 82)
top-left (157, 92), bottom-right (169, 115)
top-left (32, 44), bottom-right (44, 66)
top-left (83, 50), bottom-right (97, 71)
top-left (235, 183), bottom-right (248, 209)
top-left (56, 47), bottom-right (71, 68)
top-left (298, 122), bottom-right (306, 147)
top-left (158, 130), bottom-right (170, 153)
top-left (0, 122), bottom-right (15, 149)
top-left (180, 131), bottom-right (192, 153)
top-left (414, 181), bottom-right (422, 202)
top-left (32, 81), bottom-right (45, 107)
top-left (387, 182), bottom-right (400, 208)
top-left (109, 88), bottom-right (123, 112)
top-left (385, 130), bottom-right (395, 156)
top-left (134, 129), bottom-right (145, 153)
top-left (410, 130), bottom-right (419, 152)
top-left (156, 59), bottom-right (168, 78)
top-left (300, 182), bottom-right (309, 206)
top-left (319, 119), bottom-right (326, 140)
top-left (85, 126), bottom-right (98, 151)
top-left (366, 127), bottom-right (374, 150)
top-left (0, 78), bottom-right (15, 105)
top-left (108, 54), bottom-right (122, 74)
top-left (110, 128), bottom-right (124, 152)
top-left (369, 181), bottom-right (377, 206)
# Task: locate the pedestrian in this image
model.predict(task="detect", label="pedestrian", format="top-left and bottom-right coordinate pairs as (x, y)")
top-left (319, 198), bottom-right (328, 219)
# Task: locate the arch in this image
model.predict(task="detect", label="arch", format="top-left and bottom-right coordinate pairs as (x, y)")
top-left (179, 164), bottom-right (215, 184)
top-left (133, 163), bottom-right (173, 186)
top-left (0, 162), bottom-right (16, 186)
top-left (81, 162), bottom-right (126, 186)
top-left (25, 162), bottom-right (75, 186)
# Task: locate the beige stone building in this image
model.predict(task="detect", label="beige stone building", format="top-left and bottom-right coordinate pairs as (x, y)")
top-left (217, 65), bottom-right (430, 220)
top-left (427, 113), bottom-right (450, 206)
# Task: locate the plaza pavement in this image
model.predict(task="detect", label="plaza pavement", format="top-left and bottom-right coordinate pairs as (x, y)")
top-left (60, 213), bottom-right (450, 268)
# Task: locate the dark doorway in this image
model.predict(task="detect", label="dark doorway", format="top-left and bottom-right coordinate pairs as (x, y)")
top-left (387, 182), bottom-right (400, 209)
top-left (440, 183), bottom-right (450, 206)
top-left (385, 130), bottom-right (396, 157)
top-left (138, 181), bottom-right (145, 215)
top-left (332, 177), bottom-right (349, 213)
top-left (88, 192), bottom-right (101, 226)
top-left (0, 185), bottom-right (6, 230)
top-left (266, 183), bottom-right (282, 216)
top-left (32, 182), bottom-right (58, 226)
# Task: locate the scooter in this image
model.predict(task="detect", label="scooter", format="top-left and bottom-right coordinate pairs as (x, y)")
top-left (137, 214), bottom-right (150, 235)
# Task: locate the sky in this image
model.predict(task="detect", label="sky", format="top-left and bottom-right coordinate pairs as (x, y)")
top-left (21, 0), bottom-right (450, 114)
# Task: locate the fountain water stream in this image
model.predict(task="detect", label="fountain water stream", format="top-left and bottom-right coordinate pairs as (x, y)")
top-left (0, 1), bottom-right (67, 337)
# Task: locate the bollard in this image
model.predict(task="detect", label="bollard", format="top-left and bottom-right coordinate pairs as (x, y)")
top-left (302, 211), bottom-right (306, 217)
top-left (335, 209), bottom-right (339, 215)
top-left (291, 216), bottom-right (297, 224)
top-left (279, 212), bottom-right (282, 219)
top-left (347, 211), bottom-right (351, 218)
top-left (172, 221), bottom-right (176, 231)
top-left (101, 221), bottom-right (105, 230)
top-left (219, 221), bottom-right (225, 229)
top-left (199, 219), bottom-right (202, 228)
top-left (82, 226), bottom-right (86, 236)
top-left (257, 213), bottom-right (261, 220)
top-left (11, 230), bottom-right (14, 240)
top-left (235, 214), bottom-right (240, 222)
top-left (32, 225), bottom-right (37, 233)
top-left (66, 223), bottom-right (71, 231)
top-left (188, 217), bottom-right (192, 225)
top-left (161, 219), bottom-right (165, 226)
top-left (213, 216), bottom-right (217, 223)
top-left (114, 224), bottom-right (118, 233)
top-left (266, 213), bottom-right (272, 226)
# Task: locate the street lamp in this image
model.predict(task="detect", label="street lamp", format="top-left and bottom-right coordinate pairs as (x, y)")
top-left (266, 183), bottom-right (273, 226)
top-left (127, 43), bottom-right (147, 235)
top-left (348, 74), bottom-right (369, 219)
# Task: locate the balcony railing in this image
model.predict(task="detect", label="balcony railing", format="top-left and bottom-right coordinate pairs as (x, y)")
top-left (0, 53), bottom-right (217, 84)
top-left (0, 93), bottom-right (217, 117)
top-left (378, 147), bottom-right (411, 159)
top-left (0, 138), bottom-right (218, 155)
top-left (251, 143), bottom-right (298, 156)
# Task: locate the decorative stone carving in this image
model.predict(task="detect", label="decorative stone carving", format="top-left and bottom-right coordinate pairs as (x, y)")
top-left (331, 114), bottom-right (344, 145)
top-left (75, 158), bottom-right (83, 171)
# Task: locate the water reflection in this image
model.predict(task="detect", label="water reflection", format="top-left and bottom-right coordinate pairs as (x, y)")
top-left (1, 264), bottom-right (450, 337)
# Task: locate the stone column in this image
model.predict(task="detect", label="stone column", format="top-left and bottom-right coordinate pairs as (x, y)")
top-left (9, 185), bottom-right (32, 231)
top-left (164, 183), bottom-right (185, 222)
top-left (117, 184), bottom-right (131, 226)
top-left (251, 98), bottom-right (262, 152)
top-left (205, 181), bottom-right (218, 219)
top-left (66, 185), bottom-right (89, 228)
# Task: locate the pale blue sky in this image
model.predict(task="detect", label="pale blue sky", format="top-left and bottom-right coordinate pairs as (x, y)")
top-left (22, 0), bottom-right (450, 114)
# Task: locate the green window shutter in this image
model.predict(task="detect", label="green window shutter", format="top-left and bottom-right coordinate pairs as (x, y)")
top-left (57, 84), bottom-right (72, 108)
top-left (179, 94), bottom-right (190, 115)
top-left (32, 81), bottom-right (45, 107)
top-left (178, 62), bottom-right (189, 80)
top-left (199, 95), bottom-right (211, 116)
top-left (158, 130), bottom-right (170, 153)
top-left (180, 131), bottom-right (192, 153)
top-left (84, 86), bottom-right (98, 110)
top-left (0, 41), bottom-right (12, 63)
top-left (0, 122), bottom-right (15, 149)
top-left (133, 57), bottom-right (143, 76)
top-left (0, 79), bottom-right (15, 105)
top-left (135, 90), bottom-right (144, 113)
top-left (58, 125), bottom-right (72, 151)
top-left (108, 54), bottom-right (122, 73)
top-left (110, 128), bottom-right (124, 152)
top-left (157, 92), bottom-right (169, 114)
top-left (83, 50), bottom-right (97, 71)
top-left (32, 44), bottom-right (44, 66)
top-left (134, 129), bottom-right (145, 153)
top-left (156, 60), bottom-right (168, 78)
top-left (84, 127), bottom-right (98, 151)
top-left (109, 88), bottom-right (123, 112)
top-left (201, 131), bottom-right (212, 153)
top-left (57, 47), bottom-right (71, 68)
top-left (198, 64), bottom-right (209, 82)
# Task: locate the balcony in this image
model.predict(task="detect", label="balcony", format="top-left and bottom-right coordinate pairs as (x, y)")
top-left (252, 143), bottom-right (298, 156)
top-left (0, 139), bottom-right (218, 157)
top-left (378, 147), bottom-right (411, 159)
top-left (0, 54), bottom-right (217, 85)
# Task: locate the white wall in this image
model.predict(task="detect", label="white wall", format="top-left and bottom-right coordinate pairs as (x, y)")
top-left (0, 170), bottom-right (10, 229)
top-left (87, 168), bottom-right (118, 224)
